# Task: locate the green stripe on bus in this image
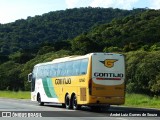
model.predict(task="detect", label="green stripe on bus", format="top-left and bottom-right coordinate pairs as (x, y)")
top-left (42, 78), bottom-right (57, 98)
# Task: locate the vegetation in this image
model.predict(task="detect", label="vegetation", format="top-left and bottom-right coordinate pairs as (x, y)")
top-left (0, 7), bottom-right (140, 56)
top-left (125, 93), bottom-right (160, 109)
top-left (71, 9), bottom-right (160, 54)
top-left (0, 91), bottom-right (30, 99)
top-left (126, 51), bottom-right (160, 95)
top-left (0, 7), bottom-right (160, 97)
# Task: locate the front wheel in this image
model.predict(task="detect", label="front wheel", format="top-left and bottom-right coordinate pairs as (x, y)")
top-left (37, 94), bottom-right (44, 106)
top-left (72, 95), bottom-right (81, 110)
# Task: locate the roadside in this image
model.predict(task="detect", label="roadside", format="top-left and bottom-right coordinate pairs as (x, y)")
top-left (0, 91), bottom-right (160, 110)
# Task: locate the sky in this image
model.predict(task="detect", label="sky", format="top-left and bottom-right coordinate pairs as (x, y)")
top-left (0, 0), bottom-right (160, 24)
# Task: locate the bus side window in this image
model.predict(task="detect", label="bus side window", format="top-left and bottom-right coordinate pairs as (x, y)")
top-left (48, 65), bottom-right (52, 77)
top-left (57, 63), bottom-right (61, 77)
top-left (47, 65), bottom-right (51, 77)
top-left (36, 66), bottom-right (41, 78)
top-left (51, 64), bottom-right (57, 77)
top-left (44, 65), bottom-right (50, 77)
top-left (37, 66), bottom-right (44, 78)
top-left (43, 66), bottom-right (47, 77)
top-left (66, 61), bottom-right (73, 76)
top-left (61, 62), bottom-right (66, 76)
top-left (80, 59), bottom-right (88, 75)
top-left (32, 67), bottom-right (37, 79)
top-left (73, 60), bottom-right (80, 75)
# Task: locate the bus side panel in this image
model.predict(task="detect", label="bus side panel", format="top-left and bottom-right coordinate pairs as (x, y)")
top-left (51, 75), bottom-right (89, 104)
top-left (50, 57), bottom-right (92, 105)
top-left (33, 78), bottom-right (59, 103)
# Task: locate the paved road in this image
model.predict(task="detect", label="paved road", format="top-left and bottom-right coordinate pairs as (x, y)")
top-left (0, 98), bottom-right (159, 120)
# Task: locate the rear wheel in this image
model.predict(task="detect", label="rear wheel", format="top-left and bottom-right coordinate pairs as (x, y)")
top-left (62, 103), bottom-right (65, 108)
top-left (72, 95), bottom-right (81, 110)
top-left (37, 94), bottom-right (44, 106)
top-left (65, 94), bottom-right (71, 109)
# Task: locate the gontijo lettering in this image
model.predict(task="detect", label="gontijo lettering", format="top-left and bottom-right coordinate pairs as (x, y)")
top-left (55, 78), bottom-right (71, 85)
top-left (94, 72), bottom-right (124, 77)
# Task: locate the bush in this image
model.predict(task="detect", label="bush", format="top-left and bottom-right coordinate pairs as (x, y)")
top-left (126, 51), bottom-right (160, 95)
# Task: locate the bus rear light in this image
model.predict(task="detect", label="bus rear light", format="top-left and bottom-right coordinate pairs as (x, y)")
top-left (96, 78), bottom-right (121, 80)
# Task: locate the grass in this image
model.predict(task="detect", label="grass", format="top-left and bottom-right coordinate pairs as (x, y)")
top-left (124, 93), bottom-right (160, 109)
top-left (0, 91), bottom-right (30, 99)
top-left (0, 91), bottom-right (160, 109)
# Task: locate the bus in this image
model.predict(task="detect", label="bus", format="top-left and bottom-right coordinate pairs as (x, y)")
top-left (28, 53), bottom-right (125, 110)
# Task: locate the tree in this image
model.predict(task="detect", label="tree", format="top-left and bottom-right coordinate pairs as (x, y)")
top-left (0, 61), bottom-right (23, 91)
top-left (71, 34), bottom-right (99, 54)
top-left (126, 51), bottom-right (160, 95)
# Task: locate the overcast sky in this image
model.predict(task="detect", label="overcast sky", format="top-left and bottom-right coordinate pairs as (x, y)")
top-left (0, 0), bottom-right (160, 24)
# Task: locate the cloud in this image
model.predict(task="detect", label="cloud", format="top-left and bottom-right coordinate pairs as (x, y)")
top-left (149, 0), bottom-right (160, 9)
top-left (59, 0), bottom-right (160, 11)
top-left (65, 0), bottom-right (139, 10)
top-left (65, 0), bottom-right (80, 8)
top-left (90, 0), bottom-right (114, 8)
top-left (90, 0), bottom-right (139, 9)
top-left (65, 0), bottom-right (93, 8)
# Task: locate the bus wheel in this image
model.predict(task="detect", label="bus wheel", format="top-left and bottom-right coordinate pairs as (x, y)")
top-left (62, 103), bottom-right (65, 108)
top-left (65, 94), bottom-right (71, 109)
top-left (72, 95), bottom-right (81, 110)
top-left (37, 94), bottom-right (44, 106)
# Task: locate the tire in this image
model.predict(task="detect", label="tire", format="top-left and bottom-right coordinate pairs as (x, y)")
top-left (37, 94), bottom-right (44, 106)
top-left (65, 94), bottom-right (71, 109)
top-left (72, 95), bottom-right (81, 110)
top-left (62, 103), bottom-right (66, 108)
top-left (90, 106), bottom-right (101, 111)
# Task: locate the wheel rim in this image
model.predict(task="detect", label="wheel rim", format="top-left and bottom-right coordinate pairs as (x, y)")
top-left (38, 96), bottom-right (41, 104)
top-left (65, 95), bottom-right (70, 108)
top-left (73, 96), bottom-right (77, 109)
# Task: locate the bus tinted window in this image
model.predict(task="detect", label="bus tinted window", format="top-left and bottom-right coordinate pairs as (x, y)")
top-left (32, 67), bottom-right (37, 78)
top-left (66, 61), bottom-right (73, 76)
top-left (57, 62), bottom-right (66, 77)
top-left (73, 60), bottom-right (81, 75)
top-left (46, 64), bottom-right (52, 77)
top-left (80, 59), bottom-right (88, 75)
top-left (44, 65), bottom-right (49, 77)
top-left (51, 64), bottom-right (57, 77)
top-left (36, 58), bottom-right (88, 78)
top-left (37, 66), bottom-right (44, 78)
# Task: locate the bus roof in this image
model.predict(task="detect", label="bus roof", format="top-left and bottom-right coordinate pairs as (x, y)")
top-left (34, 53), bottom-right (123, 67)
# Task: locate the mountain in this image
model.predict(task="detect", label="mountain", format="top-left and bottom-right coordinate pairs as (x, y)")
top-left (70, 9), bottom-right (160, 54)
top-left (0, 7), bottom-right (146, 55)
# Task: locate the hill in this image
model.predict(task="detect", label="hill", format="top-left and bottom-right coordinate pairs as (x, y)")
top-left (0, 7), bottom-right (145, 56)
top-left (71, 9), bottom-right (160, 54)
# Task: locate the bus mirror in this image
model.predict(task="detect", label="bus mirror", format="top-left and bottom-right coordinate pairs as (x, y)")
top-left (28, 73), bottom-right (32, 82)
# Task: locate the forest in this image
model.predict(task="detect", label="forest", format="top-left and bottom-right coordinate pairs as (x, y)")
top-left (0, 7), bottom-right (160, 96)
